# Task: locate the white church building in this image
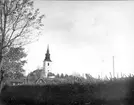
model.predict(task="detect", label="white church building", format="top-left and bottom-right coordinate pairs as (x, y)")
top-left (41, 45), bottom-right (52, 78)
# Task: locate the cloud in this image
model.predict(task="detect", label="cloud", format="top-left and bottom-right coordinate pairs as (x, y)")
top-left (41, 2), bottom-right (128, 47)
top-left (25, 1), bottom-right (134, 76)
top-left (44, 17), bottom-right (74, 32)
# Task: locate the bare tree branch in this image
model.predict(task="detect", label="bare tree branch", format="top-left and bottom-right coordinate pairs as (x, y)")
top-left (0, 0), bottom-right (44, 91)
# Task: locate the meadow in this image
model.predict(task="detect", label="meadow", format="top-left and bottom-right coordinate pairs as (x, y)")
top-left (0, 75), bottom-right (134, 105)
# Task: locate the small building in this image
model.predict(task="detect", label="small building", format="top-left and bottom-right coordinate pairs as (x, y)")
top-left (35, 77), bottom-right (46, 85)
top-left (6, 79), bottom-right (25, 86)
top-left (5, 45), bottom-right (54, 86)
top-left (49, 75), bottom-right (55, 79)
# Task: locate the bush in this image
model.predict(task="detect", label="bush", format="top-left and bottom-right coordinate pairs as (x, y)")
top-left (1, 76), bottom-right (134, 105)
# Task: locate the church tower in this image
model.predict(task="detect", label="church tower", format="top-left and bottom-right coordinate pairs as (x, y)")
top-left (42, 45), bottom-right (52, 78)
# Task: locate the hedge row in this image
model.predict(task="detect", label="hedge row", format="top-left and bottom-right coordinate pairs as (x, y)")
top-left (1, 77), bottom-right (134, 105)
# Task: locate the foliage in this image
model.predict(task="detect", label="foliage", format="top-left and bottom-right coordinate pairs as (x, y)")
top-left (60, 73), bottom-right (64, 78)
top-left (1, 76), bottom-right (134, 105)
top-left (27, 69), bottom-right (56, 83)
top-left (47, 72), bottom-right (55, 77)
top-left (27, 70), bottom-right (98, 84)
top-left (27, 69), bottom-right (42, 82)
top-left (0, 0), bottom-right (44, 48)
top-left (0, 0), bottom-right (44, 90)
top-left (2, 47), bottom-right (27, 80)
top-left (55, 74), bottom-right (60, 78)
top-left (27, 69), bottom-right (56, 82)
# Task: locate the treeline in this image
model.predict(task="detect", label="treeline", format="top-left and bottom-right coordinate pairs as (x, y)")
top-left (1, 76), bottom-right (134, 105)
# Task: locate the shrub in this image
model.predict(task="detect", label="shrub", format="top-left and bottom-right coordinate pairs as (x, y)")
top-left (1, 76), bottom-right (134, 105)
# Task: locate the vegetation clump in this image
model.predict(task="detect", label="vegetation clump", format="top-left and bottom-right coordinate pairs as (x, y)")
top-left (0, 75), bottom-right (134, 105)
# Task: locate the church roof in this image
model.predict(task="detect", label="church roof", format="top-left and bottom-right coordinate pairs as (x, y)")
top-left (35, 77), bottom-right (46, 84)
top-left (44, 45), bottom-right (52, 62)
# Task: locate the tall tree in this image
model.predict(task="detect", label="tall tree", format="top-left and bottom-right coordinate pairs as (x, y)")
top-left (2, 47), bottom-right (27, 80)
top-left (0, 0), bottom-right (44, 90)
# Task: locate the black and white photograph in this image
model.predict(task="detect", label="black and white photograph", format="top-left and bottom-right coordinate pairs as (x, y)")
top-left (0, 0), bottom-right (134, 105)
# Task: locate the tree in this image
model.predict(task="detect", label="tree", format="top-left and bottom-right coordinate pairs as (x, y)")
top-left (47, 72), bottom-right (55, 77)
top-left (27, 69), bottom-right (56, 82)
top-left (60, 73), bottom-right (64, 78)
top-left (0, 0), bottom-right (44, 91)
top-left (64, 74), bottom-right (69, 78)
top-left (55, 74), bottom-right (60, 78)
top-left (27, 68), bottom-right (42, 83)
top-left (2, 47), bottom-right (27, 80)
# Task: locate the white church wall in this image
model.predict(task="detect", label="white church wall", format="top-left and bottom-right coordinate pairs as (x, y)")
top-left (44, 61), bottom-right (52, 77)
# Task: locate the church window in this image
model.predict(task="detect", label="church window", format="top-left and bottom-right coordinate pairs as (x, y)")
top-left (48, 63), bottom-right (49, 66)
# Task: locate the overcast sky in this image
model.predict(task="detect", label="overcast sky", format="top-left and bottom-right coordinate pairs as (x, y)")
top-left (24, 1), bottom-right (134, 78)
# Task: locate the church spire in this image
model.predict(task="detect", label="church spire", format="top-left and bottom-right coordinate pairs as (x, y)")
top-left (47, 45), bottom-right (49, 54)
top-left (44, 45), bottom-right (52, 62)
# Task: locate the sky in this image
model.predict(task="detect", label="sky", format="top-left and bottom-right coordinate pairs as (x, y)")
top-left (24, 1), bottom-right (134, 78)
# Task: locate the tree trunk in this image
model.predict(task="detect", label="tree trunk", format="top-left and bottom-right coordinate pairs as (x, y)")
top-left (0, 52), bottom-right (4, 93)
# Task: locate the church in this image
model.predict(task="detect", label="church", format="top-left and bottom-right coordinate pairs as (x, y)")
top-left (41, 45), bottom-right (52, 78)
top-left (6, 45), bottom-right (54, 86)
